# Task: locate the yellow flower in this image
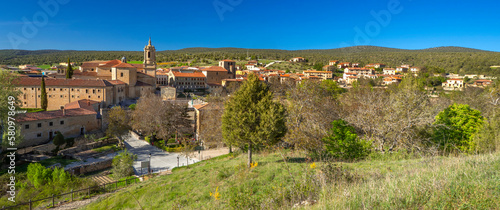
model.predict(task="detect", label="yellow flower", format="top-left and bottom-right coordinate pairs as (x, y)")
top-left (250, 162), bottom-right (258, 168)
top-left (310, 162), bottom-right (317, 169)
top-left (210, 187), bottom-right (221, 200)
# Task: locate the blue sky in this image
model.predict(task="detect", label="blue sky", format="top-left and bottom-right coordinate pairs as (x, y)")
top-left (0, 0), bottom-right (499, 51)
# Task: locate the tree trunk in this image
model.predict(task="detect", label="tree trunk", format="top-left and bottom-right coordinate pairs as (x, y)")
top-left (247, 143), bottom-right (252, 167)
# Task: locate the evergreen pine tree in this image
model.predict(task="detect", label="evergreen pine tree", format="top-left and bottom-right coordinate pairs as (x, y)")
top-left (222, 74), bottom-right (287, 167)
top-left (65, 58), bottom-right (73, 79)
top-left (40, 76), bottom-right (48, 111)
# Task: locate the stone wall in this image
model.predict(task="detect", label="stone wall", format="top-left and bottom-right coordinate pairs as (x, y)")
top-left (66, 159), bottom-right (113, 176)
top-left (58, 138), bottom-right (118, 156)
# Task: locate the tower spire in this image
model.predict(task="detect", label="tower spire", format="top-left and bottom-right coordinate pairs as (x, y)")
top-left (148, 37), bottom-right (152, 46)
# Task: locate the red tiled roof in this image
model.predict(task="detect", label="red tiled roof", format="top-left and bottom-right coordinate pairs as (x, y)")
top-left (99, 60), bottom-right (121, 67)
top-left (16, 108), bottom-right (97, 122)
top-left (201, 66), bottom-right (228, 72)
top-left (106, 80), bottom-right (127, 85)
top-left (304, 70), bottom-right (333, 73)
top-left (64, 99), bottom-right (99, 111)
top-left (113, 62), bottom-right (136, 68)
top-left (171, 71), bottom-right (206, 78)
top-left (13, 77), bottom-right (114, 87)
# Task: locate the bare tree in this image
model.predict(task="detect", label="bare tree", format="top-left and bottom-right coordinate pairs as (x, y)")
top-left (131, 93), bottom-right (191, 142)
top-left (106, 106), bottom-right (131, 147)
top-left (197, 97), bottom-right (225, 149)
top-left (284, 80), bottom-right (342, 151)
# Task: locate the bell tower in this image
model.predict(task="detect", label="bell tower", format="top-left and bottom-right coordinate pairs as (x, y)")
top-left (144, 37), bottom-right (157, 72)
top-left (143, 37), bottom-right (157, 87)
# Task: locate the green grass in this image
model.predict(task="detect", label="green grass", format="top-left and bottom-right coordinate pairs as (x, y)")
top-left (37, 64), bottom-right (51, 69)
top-left (20, 108), bottom-right (45, 113)
top-left (127, 61), bottom-right (143, 64)
top-left (92, 144), bottom-right (120, 153)
top-left (0, 156), bottom-right (77, 176)
top-left (82, 151), bottom-right (500, 209)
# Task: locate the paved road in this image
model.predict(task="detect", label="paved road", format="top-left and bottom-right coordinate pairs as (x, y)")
top-left (123, 134), bottom-right (199, 175)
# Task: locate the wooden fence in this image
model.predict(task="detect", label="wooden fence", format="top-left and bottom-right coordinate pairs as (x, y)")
top-left (1, 176), bottom-right (144, 210)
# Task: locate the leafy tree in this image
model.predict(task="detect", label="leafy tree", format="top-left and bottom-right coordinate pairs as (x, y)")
top-left (40, 76), bottom-right (48, 111)
top-left (433, 103), bottom-right (484, 153)
top-left (128, 104), bottom-right (136, 110)
top-left (52, 131), bottom-right (65, 150)
top-left (0, 71), bottom-right (21, 139)
top-left (222, 74), bottom-right (287, 167)
top-left (322, 119), bottom-right (371, 161)
top-left (112, 149), bottom-right (135, 180)
top-left (313, 62), bottom-right (324, 71)
top-left (65, 58), bottom-right (73, 79)
top-left (106, 106), bottom-right (131, 146)
top-left (27, 163), bottom-right (52, 188)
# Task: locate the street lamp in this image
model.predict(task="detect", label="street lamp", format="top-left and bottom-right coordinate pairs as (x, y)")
top-left (148, 153), bottom-right (151, 175)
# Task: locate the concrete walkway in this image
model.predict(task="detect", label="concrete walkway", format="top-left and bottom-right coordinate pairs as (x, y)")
top-left (123, 134), bottom-right (199, 176)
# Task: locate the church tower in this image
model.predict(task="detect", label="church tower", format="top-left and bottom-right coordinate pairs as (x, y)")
top-left (143, 37), bottom-right (157, 78)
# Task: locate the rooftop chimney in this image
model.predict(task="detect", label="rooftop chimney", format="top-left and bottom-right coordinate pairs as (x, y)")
top-left (61, 107), bottom-right (65, 116)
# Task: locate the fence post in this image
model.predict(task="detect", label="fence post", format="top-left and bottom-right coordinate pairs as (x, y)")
top-left (52, 194), bottom-right (55, 207)
top-left (29, 199), bottom-right (32, 210)
top-left (88, 187), bottom-right (90, 197)
top-left (103, 183), bottom-right (106, 192)
top-left (71, 189), bottom-right (73, 201)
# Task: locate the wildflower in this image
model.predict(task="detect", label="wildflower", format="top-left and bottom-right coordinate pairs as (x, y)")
top-left (310, 162), bottom-right (317, 169)
top-left (250, 162), bottom-right (258, 168)
top-left (210, 187), bottom-right (221, 200)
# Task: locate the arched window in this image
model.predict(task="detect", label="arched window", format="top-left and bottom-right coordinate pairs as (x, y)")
top-left (148, 52), bottom-right (151, 58)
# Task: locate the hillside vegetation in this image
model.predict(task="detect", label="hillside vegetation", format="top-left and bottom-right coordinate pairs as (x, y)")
top-left (82, 151), bottom-right (500, 209)
top-left (2, 46), bottom-right (500, 75)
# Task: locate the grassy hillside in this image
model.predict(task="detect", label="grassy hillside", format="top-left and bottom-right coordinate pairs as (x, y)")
top-left (82, 151), bottom-right (500, 209)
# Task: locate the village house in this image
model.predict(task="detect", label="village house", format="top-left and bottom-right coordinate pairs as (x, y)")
top-left (329, 60), bottom-right (339, 66)
top-left (337, 62), bottom-right (351, 69)
top-left (410, 67), bottom-right (421, 74)
top-left (473, 80), bottom-right (494, 87)
top-left (167, 71), bottom-right (207, 92)
top-left (16, 99), bottom-right (101, 148)
top-left (442, 78), bottom-right (465, 91)
top-left (303, 70), bottom-right (333, 80)
top-left (396, 66), bottom-right (409, 73)
top-left (383, 76), bottom-right (402, 85)
top-left (323, 65), bottom-right (335, 71)
top-left (383, 68), bottom-right (397, 75)
top-left (290, 57), bottom-right (306, 62)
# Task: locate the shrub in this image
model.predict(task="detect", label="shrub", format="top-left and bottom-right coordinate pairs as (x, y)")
top-left (52, 132), bottom-right (65, 152)
top-left (322, 120), bottom-right (372, 161)
top-left (433, 103), bottom-right (484, 153)
top-left (112, 149), bottom-right (136, 180)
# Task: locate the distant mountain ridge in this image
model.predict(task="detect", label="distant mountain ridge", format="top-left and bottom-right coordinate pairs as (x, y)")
top-left (0, 46), bottom-right (493, 54)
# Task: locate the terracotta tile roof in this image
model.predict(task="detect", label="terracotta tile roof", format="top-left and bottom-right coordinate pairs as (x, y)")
top-left (106, 80), bottom-right (127, 85)
top-left (193, 103), bottom-right (209, 110)
top-left (80, 62), bottom-right (103, 68)
top-left (304, 70), bottom-right (333, 73)
top-left (99, 60), bottom-right (121, 67)
top-left (74, 70), bottom-right (98, 77)
top-left (475, 80), bottom-right (493, 82)
top-left (171, 71), bottom-right (206, 78)
top-left (131, 64), bottom-right (144, 69)
top-left (64, 99), bottom-right (99, 111)
top-left (13, 77), bottom-right (114, 87)
top-left (16, 108), bottom-right (97, 122)
top-left (201, 66), bottom-right (228, 72)
top-left (113, 62), bottom-right (136, 68)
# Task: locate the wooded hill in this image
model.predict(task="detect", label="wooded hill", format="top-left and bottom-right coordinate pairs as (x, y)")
top-left (1, 46), bottom-right (499, 75)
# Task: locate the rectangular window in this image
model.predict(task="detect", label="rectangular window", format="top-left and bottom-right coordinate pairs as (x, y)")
top-left (49, 122), bottom-right (53, 126)
top-left (37, 123), bottom-right (42, 128)
top-left (60, 95), bottom-right (63, 98)
top-left (60, 120), bottom-right (64, 125)
top-left (37, 133), bottom-right (42, 138)
top-left (93, 89), bottom-right (96, 94)
top-left (25, 124), bottom-right (29, 129)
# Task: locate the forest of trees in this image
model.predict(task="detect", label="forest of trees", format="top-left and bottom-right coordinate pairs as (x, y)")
top-left (2, 46), bottom-right (500, 76)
